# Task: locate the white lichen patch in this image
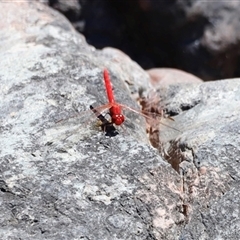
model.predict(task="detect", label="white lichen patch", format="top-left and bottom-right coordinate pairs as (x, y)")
top-left (83, 175), bottom-right (135, 205)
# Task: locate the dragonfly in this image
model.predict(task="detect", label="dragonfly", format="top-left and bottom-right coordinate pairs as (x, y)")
top-left (102, 68), bottom-right (125, 125)
top-left (96, 69), bottom-right (157, 125)
top-left (56, 68), bottom-right (178, 138)
top-left (92, 68), bottom-right (179, 132)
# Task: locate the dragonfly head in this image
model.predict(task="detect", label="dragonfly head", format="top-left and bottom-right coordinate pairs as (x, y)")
top-left (112, 114), bottom-right (125, 125)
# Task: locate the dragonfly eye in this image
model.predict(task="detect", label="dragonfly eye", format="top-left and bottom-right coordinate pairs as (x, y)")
top-left (112, 114), bottom-right (125, 125)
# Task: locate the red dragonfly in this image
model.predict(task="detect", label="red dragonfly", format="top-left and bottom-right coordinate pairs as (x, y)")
top-left (93, 69), bottom-right (170, 129)
top-left (102, 68), bottom-right (125, 125)
top-left (97, 69), bottom-right (155, 126)
top-left (56, 68), bottom-right (178, 140)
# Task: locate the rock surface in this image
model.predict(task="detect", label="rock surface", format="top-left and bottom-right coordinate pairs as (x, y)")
top-left (147, 68), bottom-right (203, 87)
top-left (157, 79), bottom-right (240, 239)
top-left (0, 2), bottom-right (240, 240)
top-left (0, 2), bottom-right (182, 240)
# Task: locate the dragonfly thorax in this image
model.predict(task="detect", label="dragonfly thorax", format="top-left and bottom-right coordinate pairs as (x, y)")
top-left (109, 105), bottom-right (125, 125)
top-left (111, 114), bottom-right (125, 125)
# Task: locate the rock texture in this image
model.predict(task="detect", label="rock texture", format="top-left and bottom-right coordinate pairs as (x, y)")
top-left (0, 1), bottom-right (240, 240)
top-left (0, 2), bottom-right (182, 240)
top-left (157, 79), bottom-right (240, 239)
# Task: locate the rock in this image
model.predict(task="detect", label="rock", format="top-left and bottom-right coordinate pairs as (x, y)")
top-left (157, 78), bottom-right (240, 239)
top-left (0, 2), bottom-right (183, 240)
top-left (49, 0), bottom-right (81, 22)
top-left (137, 0), bottom-right (240, 80)
top-left (147, 68), bottom-right (203, 87)
top-left (1, 1), bottom-right (240, 239)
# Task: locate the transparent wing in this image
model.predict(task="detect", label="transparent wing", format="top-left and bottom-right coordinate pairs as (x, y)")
top-left (55, 103), bottom-right (113, 125)
top-left (36, 103), bottom-right (115, 146)
top-left (119, 103), bottom-right (181, 132)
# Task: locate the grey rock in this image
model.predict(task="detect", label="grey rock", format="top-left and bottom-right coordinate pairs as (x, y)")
top-left (140, 0), bottom-right (240, 79)
top-left (158, 79), bottom-right (240, 239)
top-left (1, 1), bottom-right (240, 240)
top-left (0, 2), bottom-right (183, 240)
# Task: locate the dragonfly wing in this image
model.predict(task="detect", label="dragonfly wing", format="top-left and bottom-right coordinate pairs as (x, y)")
top-left (119, 103), bottom-right (181, 132)
top-left (55, 103), bottom-right (113, 125)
